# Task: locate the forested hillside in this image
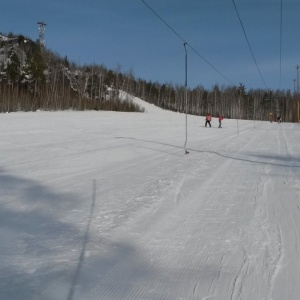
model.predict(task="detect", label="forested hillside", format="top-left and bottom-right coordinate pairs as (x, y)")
top-left (0, 32), bottom-right (298, 121)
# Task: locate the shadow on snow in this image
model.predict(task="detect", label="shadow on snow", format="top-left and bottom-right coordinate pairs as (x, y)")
top-left (0, 169), bottom-right (165, 300)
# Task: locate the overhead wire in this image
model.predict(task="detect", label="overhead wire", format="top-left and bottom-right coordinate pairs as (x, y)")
top-left (139, 0), bottom-right (234, 85)
top-left (139, 0), bottom-right (186, 44)
top-left (231, 0), bottom-right (269, 89)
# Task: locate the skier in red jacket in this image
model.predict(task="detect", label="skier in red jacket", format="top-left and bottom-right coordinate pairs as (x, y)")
top-left (218, 115), bottom-right (223, 128)
top-left (205, 113), bottom-right (212, 127)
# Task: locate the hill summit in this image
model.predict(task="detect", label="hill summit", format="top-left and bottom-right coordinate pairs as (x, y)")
top-left (0, 33), bottom-right (143, 112)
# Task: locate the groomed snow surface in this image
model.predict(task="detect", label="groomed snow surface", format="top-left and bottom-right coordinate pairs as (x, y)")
top-left (1, 94), bottom-right (300, 300)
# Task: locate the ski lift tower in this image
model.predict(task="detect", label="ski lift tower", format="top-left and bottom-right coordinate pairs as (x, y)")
top-left (37, 21), bottom-right (46, 46)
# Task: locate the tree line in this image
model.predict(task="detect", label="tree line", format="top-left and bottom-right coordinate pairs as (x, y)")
top-left (131, 81), bottom-right (296, 122)
top-left (0, 33), bottom-right (298, 121)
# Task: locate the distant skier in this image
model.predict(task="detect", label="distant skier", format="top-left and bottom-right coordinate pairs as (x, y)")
top-left (218, 115), bottom-right (223, 128)
top-left (277, 115), bottom-right (281, 123)
top-left (205, 113), bottom-right (212, 127)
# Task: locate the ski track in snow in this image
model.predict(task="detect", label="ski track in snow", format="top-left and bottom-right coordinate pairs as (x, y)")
top-left (1, 99), bottom-right (300, 300)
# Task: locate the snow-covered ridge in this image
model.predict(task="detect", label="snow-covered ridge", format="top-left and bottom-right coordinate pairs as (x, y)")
top-left (118, 90), bottom-right (165, 113)
top-left (0, 34), bottom-right (10, 41)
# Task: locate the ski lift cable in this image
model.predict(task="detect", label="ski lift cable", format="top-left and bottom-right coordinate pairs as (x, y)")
top-left (140, 0), bottom-right (187, 45)
top-left (139, 0), bottom-right (234, 85)
top-left (231, 0), bottom-right (269, 90)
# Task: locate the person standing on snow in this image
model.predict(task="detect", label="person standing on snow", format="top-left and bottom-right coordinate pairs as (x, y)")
top-left (277, 115), bottom-right (281, 123)
top-left (205, 113), bottom-right (212, 127)
top-left (218, 115), bottom-right (223, 128)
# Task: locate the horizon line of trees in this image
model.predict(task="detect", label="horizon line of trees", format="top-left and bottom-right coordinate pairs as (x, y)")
top-left (0, 32), bottom-right (299, 121)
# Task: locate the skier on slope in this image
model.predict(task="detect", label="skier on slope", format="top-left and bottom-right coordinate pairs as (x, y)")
top-left (205, 113), bottom-right (212, 127)
top-left (277, 115), bottom-right (281, 123)
top-left (218, 114), bottom-right (223, 128)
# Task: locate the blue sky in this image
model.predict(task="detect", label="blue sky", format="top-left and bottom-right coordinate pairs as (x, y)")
top-left (1, 0), bottom-right (299, 91)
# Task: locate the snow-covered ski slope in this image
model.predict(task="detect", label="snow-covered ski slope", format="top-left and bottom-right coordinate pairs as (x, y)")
top-left (1, 95), bottom-right (300, 300)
